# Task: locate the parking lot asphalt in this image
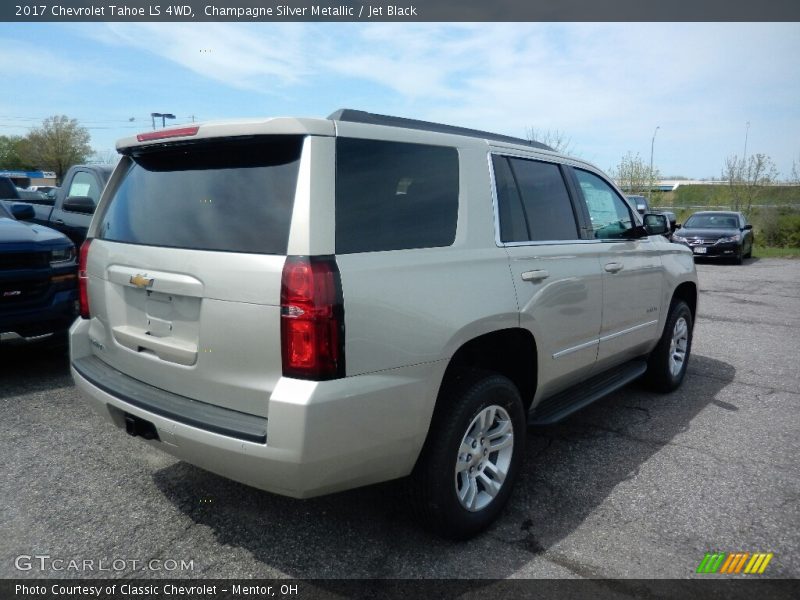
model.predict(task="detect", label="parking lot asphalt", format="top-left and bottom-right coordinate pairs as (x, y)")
top-left (1, 258), bottom-right (798, 581)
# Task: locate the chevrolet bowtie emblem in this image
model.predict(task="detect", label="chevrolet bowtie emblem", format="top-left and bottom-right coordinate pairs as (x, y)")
top-left (129, 274), bottom-right (154, 289)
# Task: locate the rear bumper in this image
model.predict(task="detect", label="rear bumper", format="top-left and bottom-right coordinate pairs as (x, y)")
top-left (0, 288), bottom-right (77, 343)
top-left (70, 318), bottom-right (444, 498)
top-left (73, 355), bottom-right (267, 443)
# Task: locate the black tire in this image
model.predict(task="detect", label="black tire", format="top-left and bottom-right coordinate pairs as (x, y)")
top-left (643, 300), bottom-right (693, 393)
top-left (744, 242), bottom-right (752, 259)
top-left (734, 246), bottom-right (743, 265)
top-left (409, 371), bottom-right (526, 540)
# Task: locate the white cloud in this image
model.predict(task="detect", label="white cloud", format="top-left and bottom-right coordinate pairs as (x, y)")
top-left (88, 23), bottom-right (312, 92)
top-left (0, 39), bottom-right (114, 84)
top-left (74, 22), bottom-right (800, 177)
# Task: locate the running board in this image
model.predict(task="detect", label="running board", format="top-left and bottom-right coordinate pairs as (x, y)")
top-left (528, 359), bottom-right (647, 425)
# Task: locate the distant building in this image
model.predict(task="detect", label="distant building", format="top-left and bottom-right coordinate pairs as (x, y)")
top-left (0, 169), bottom-right (57, 188)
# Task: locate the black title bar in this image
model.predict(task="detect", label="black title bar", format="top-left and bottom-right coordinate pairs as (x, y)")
top-left (4, 0), bottom-right (800, 22)
top-left (1, 578), bottom-right (798, 600)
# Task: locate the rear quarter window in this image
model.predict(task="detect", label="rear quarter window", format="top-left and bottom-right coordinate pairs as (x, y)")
top-left (96, 136), bottom-right (303, 255)
top-left (335, 138), bottom-right (459, 254)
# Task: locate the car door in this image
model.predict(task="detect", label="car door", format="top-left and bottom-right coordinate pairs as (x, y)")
top-left (568, 167), bottom-right (664, 370)
top-left (492, 153), bottom-right (603, 401)
top-left (51, 169), bottom-right (102, 246)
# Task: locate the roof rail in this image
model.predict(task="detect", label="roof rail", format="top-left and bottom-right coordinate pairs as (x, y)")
top-left (327, 109), bottom-right (554, 151)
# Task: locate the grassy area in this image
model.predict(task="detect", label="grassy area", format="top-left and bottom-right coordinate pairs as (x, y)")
top-left (657, 184), bottom-right (800, 209)
top-left (752, 245), bottom-right (800, 258)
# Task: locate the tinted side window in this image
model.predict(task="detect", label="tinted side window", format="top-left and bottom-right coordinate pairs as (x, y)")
top-left (574, 169), bottom-right (633, 240)
top-left (97, 136), bottom-right (303, 255)
top-left (495, 156), bottom-right (578, 242)
top-left (67, 172), bottom-right (102, 205)
top-left (492, 155), bottom-right (527, 243)
top-left (335, 139), bottom-right (458, 254)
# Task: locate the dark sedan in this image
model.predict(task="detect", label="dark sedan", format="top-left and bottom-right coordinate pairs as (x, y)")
top-left (672, 211), bottom-right (754, 264)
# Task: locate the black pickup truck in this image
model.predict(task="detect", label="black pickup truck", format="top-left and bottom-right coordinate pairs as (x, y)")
top-left (0, 201), bottom-right (78, 345)
top-left (1, 165), bottom-right (113, 247)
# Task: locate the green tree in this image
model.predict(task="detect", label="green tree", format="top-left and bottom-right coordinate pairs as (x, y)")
top-left (22, 115), bottom-right (92, 182)
top-left (0, 135), bottom-right (32, 170)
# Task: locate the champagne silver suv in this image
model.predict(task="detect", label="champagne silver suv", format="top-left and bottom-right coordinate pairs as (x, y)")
top-left (71, 110), bottom-right (698, 539)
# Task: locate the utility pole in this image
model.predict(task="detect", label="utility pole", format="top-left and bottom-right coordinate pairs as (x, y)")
top-left (743, 120), bottom-right (750, 162)
top-left (649, 125), bottom-right (660, 200)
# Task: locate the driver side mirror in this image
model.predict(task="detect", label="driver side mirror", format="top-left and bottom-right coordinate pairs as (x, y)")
top-left (643, 213), bottom-right (668, 236)
top-left (63, 196), bottom-right (96, 215)
top-left (10, 203), bottom-right (35, 221)
top-left (743, 224), bottom-right (753, 230)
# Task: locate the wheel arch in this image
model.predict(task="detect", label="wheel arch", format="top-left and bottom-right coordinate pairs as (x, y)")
top-left (436, 328), bottom-right (538, 416)
top-left (672, 281), bottom-right (698, 325)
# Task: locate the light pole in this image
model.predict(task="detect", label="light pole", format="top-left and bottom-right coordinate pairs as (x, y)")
top-left (649, 125), bottom-right (660, 200)
top-left (743, 121), bottom-right (750, 161)
top-left (150, 112), bottom-right (176, 129)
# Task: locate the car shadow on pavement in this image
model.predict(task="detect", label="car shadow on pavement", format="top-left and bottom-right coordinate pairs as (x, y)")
top-left (151, 353), bottom-right (735, 579)
top-left (499, 353), bottom-right (735, 564)
top-left (0, 341), bottom-right (70, 397)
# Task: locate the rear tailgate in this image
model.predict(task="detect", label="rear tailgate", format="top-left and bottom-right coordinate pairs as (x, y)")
top-left (82, 135), bottom-right (305, 418)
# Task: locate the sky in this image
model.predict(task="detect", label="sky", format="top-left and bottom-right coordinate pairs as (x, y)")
top-left (1, 22), bottom-right (798, 179)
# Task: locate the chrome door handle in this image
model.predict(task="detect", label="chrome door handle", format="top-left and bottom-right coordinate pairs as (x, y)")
top-left (604, 262), bottom-right (624, 273)
top-left (54, 219), bottom-right (65, 225)
top-left (521, 269), bottom-right (550, 282)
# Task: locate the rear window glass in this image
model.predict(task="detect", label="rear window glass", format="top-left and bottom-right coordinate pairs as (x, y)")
top-left (96, 136), bottom-right (303, 255)
top-left (335, 138), bottom-right (459, 254)
top-left (683, 214), bottom-right (740, 229)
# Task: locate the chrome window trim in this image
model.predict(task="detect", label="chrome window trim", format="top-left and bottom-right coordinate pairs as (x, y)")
top-left (488, 151), bottom-right (585, 248)
top-left (503, 238), bottom-right (651, 248)
top-left (488, 150), bottom-right (651, 249)
top-left (487, 151), bottom-right (504, 248)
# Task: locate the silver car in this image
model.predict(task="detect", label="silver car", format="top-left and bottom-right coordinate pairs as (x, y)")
top-left (71, 109), bottom-right (697, 538)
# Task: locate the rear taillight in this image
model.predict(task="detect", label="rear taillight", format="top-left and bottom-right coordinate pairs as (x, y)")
top-left (280, 256), bottom-right (345, 380)
top-left (78, 239), bottom-right (92, 319)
